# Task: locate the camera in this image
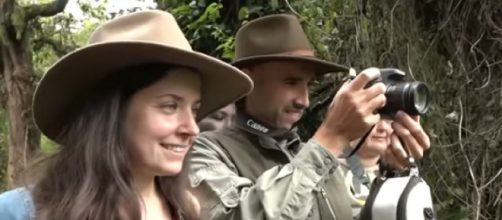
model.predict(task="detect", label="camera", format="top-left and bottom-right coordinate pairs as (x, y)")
top-left (368, 68), bottom-right (431, 116)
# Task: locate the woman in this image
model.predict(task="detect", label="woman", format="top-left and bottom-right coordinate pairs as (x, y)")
top-left (197, 104), bottom-right (236, 132)
top-left (340, 119), bottom-right (394, 217)
top-left (0, 10), bottom-right (252, 220)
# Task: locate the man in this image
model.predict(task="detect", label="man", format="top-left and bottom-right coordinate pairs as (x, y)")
top-left (185, 14), bottom-right (430, 220)
top-left (198, 104), bottom-right (236, 132)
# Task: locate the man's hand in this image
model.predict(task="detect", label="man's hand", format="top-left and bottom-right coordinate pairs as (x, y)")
top-left (381, 111), bottom-right (431, 170)
top-left (313, 68), bottom-right (386, 156)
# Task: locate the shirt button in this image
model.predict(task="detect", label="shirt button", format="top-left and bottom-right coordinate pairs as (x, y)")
top-left (286, 165), bottom-right (293, 173)
top-left (324, 158), bottom-right (332, 165)
top-left (316, 168), bottom-right (324, 176)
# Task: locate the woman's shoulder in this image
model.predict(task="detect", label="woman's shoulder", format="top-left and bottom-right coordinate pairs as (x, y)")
top-left (0, 187), bottom-right (35, 220)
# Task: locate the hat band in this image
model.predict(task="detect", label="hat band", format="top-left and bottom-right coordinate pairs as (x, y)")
top-left (276, 49), bottom-right (315, 57)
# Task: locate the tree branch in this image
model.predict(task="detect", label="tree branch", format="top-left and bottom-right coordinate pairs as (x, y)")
top-left (0, 46), bottom-right (4, 75)
top-left (457, 97), bottom-right (481, 220)
top-left (32, 37), bottom-right (75, 57)
top-left (24, 0), bottom-right (69, 20)
top-left (156, 0), bottom-right (168, 10)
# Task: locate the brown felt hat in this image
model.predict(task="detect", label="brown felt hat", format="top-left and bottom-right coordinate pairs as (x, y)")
top-left (33, 10), bottom-right (253, 141)
top-left (232, 14), bottom-right (349, 74)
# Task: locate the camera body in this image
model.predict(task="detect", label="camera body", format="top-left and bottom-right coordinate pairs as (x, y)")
top-left (369, 68), bottom-right (431, 117)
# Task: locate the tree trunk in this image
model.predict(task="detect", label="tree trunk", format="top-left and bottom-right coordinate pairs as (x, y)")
top-left (0, 0), bottom-right (69, 188)
top-left (1, 1), bottom-right (38, 188)
top-left (2, 38), bottom-right (40, 188)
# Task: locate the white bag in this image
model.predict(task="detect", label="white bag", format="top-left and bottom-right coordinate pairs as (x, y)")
top-left (359, 161), bottom-right (436, 220)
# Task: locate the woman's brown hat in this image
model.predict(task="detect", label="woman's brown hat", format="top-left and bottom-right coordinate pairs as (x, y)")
top-left (33, 10), bottom-right (253, 141)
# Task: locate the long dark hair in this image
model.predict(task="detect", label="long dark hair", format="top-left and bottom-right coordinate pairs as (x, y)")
top-left (30, 63), bottom-right (194, 220)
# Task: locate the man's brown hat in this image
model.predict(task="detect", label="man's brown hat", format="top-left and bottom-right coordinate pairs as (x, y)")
top-left (33, 10), bottom-right (253, 141)
top-left (232, 14), bottom-right (348, 74)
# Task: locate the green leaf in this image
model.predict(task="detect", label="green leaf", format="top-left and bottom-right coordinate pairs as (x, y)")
top-left (316, 7), bottom-right (324, 16)
top-left (271, 0), bottom-right (279, 10)
top-left (238, 7), bottom-right (249, 21)
top-left (41, 135), bottom-right (58, 153)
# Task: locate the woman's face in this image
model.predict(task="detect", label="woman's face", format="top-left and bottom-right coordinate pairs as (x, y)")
top-left (197, 104), bottom-right (235, 132)
top-left (360, 119), bottom-right (393, 158)
top-left (124, 68), bottom-right (200, 177)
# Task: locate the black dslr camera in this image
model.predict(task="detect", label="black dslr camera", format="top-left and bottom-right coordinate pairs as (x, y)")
top-left (368, 68), bottom-right (431, 116)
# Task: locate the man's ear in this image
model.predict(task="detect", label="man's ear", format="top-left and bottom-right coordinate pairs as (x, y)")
top-left (241, 67), bottom-right (258, 81)
top-left (241, 67), bottom-right (252, 75)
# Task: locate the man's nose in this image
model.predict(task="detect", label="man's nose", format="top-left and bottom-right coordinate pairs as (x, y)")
top-left (294, 87), bottom-right (310, 109)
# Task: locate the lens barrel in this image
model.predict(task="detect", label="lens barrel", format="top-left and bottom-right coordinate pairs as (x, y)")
top-left (380, 82), bottom-right (431, 115)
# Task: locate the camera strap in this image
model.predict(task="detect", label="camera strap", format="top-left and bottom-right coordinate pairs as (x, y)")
top-left (234, 111), bottom-right (294, 139)
top-left (340, 124), bottom-right (375, 158)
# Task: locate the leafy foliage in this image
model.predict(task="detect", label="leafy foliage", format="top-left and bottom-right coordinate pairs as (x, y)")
top-left (0, 0), bottom-right (109, 190)
top-left (158, 0), bottom-right (285, 60)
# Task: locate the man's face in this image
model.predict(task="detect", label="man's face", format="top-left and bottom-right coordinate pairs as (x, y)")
top-left (244, 61), bottom-right (315, 129)
top-left (198, 104), bottom-right (236, 132)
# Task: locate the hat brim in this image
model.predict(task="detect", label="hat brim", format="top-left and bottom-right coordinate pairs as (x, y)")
top-left (33, 41), bottom-right (253, 141)
top-left (231, 54), bottom-right (349, 74)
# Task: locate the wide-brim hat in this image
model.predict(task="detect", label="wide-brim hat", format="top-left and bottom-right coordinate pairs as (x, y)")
top-left (33, 10), bottom-right (253, 141)
top-left (232, 14), bottom-right (349, 74)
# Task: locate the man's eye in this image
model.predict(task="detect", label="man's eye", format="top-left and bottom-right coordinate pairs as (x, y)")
top-left (285, 79), bottom-right (300, 85)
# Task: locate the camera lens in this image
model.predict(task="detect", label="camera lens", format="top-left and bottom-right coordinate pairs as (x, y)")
top-left (412, 83), bottom-right (431, 114)
top-left (383, 82), bottom-right (431, 115)
top-left (403, 82), bottom-right (431, 115)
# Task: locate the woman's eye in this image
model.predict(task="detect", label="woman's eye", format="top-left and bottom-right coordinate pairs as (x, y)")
top-left (159, 102), bottom-right (178, 113)
top-left (192, 108), bottom-right (200, 119)
top-left (210, 112), bottom-right (226, 121)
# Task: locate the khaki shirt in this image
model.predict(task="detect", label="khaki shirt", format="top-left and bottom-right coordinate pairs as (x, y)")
top-left (184, 126), bottom-right (354, 220)
top-left (339, 160), bottom-right (379, 218)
